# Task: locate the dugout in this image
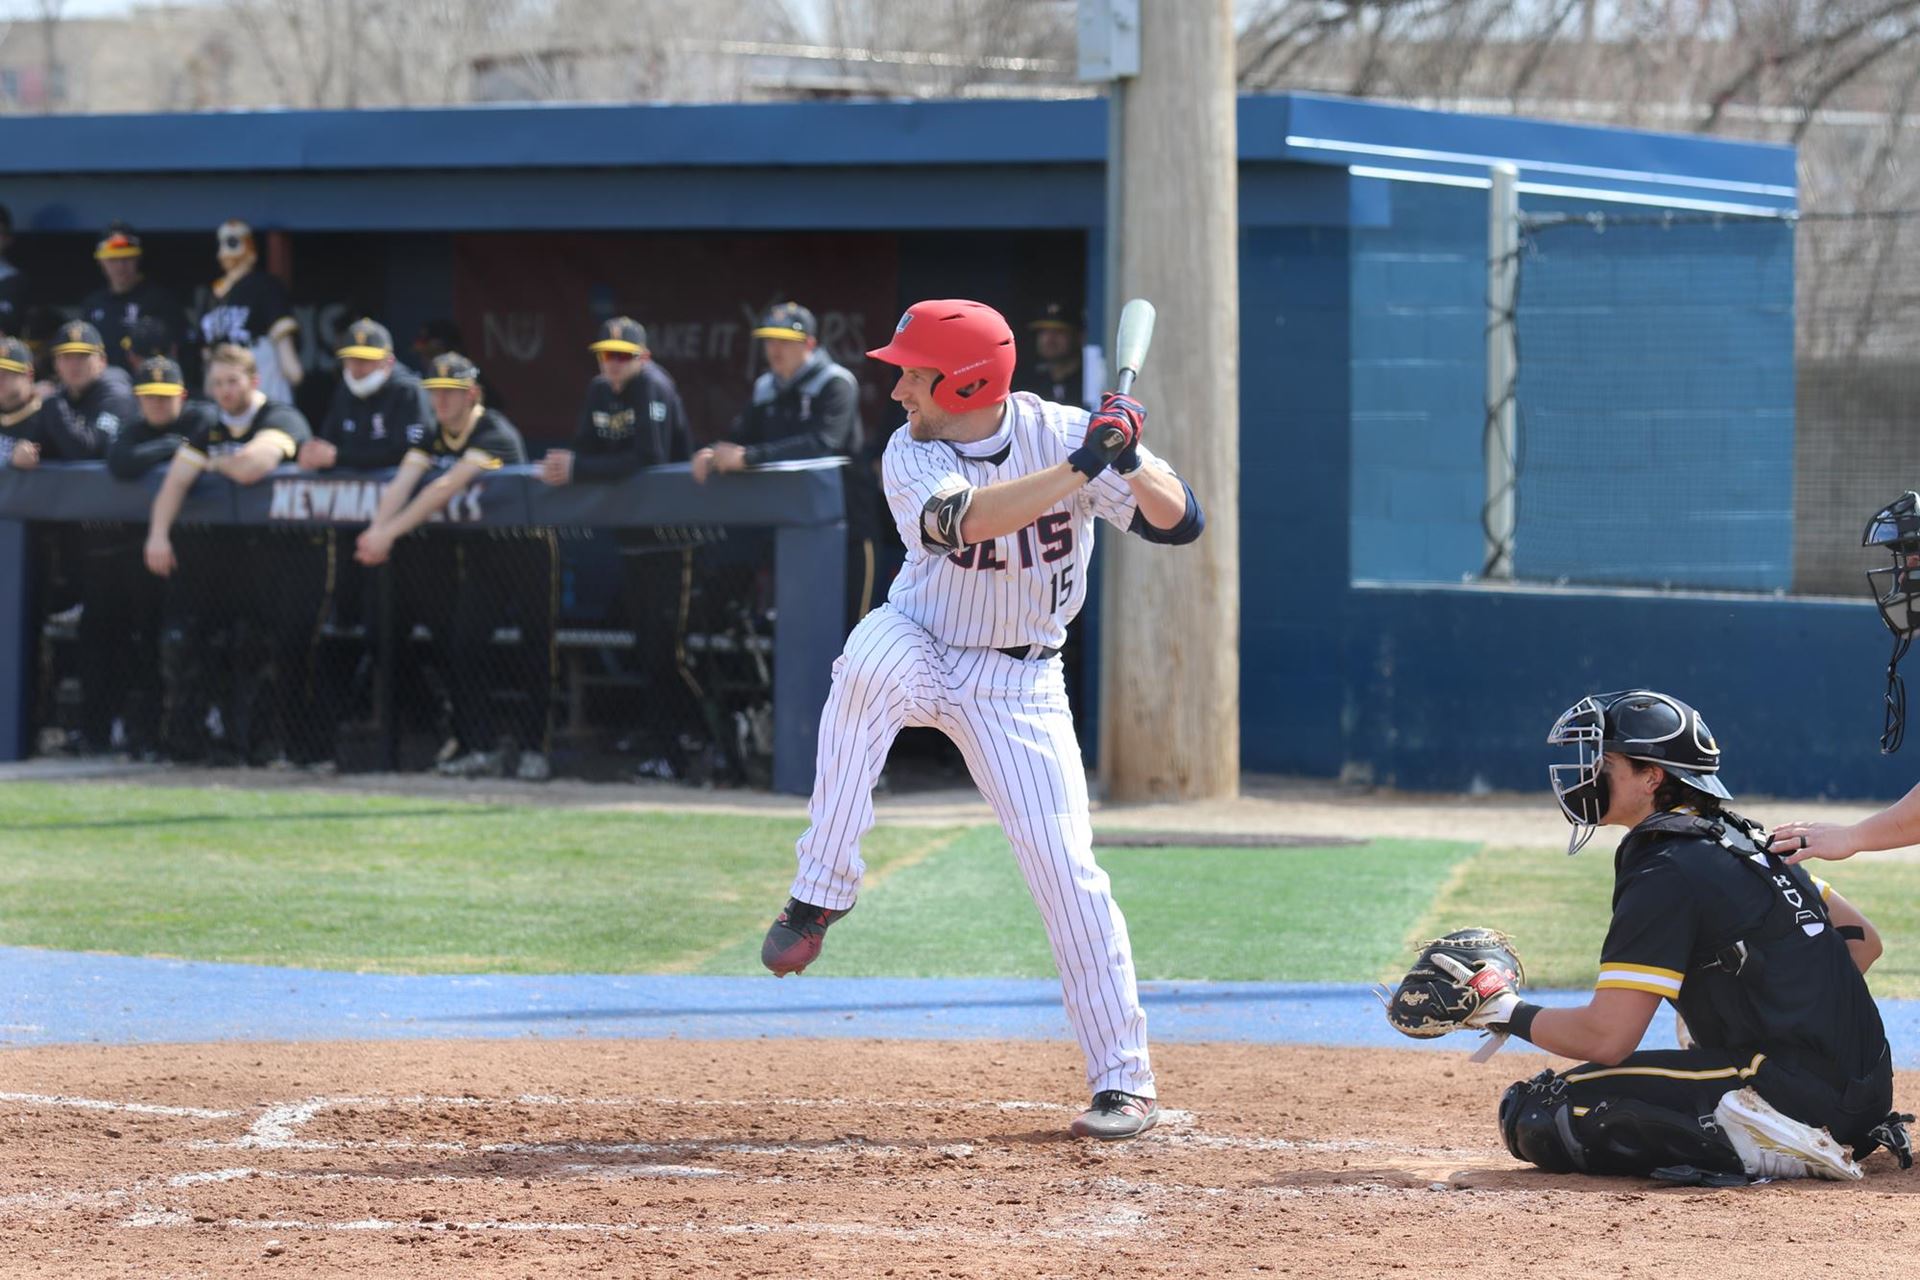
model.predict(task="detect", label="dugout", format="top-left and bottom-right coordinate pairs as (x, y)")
top-left (0, 95), bottom-right (1897, 798)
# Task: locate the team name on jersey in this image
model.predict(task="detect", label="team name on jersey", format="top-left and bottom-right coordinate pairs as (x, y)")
top-left (946, 512), bottom-right (1074, 571)
top-left (592, 408), bottom-right (635, 439)
top-left (202, 304), bottom-right (254, 344)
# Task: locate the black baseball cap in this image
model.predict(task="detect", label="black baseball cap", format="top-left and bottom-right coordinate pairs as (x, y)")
top-left (336, 317), bottom-right (394, 360)
top-left (1028, 302), bottom-right (1079, 332)
top-left (133, 355), bottom-right (186, 397)
top-left (589, 316), bottom-right (648, 356)
top-left (752, 302), bottom-right (817, 342)
top-left (51, 320), bottom-right (105, 356)
top-left (421, 351), bottom-right (480, 390)
top-left (0, 336), bottom-right (31, 375)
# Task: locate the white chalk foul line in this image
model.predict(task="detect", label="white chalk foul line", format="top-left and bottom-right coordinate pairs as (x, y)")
top-left (0, 1092), bottom-right (237, 1119)
top-left (196, 1214), bottom-right (1162, 1245)
top-left (212, 1094), bottom-right (1010, 1154)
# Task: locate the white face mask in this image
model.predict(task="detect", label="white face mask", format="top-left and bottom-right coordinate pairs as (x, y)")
top-left (344, 363), bottom-right (393, 398)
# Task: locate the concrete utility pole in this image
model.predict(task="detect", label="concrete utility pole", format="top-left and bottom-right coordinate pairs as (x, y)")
top-left (1096, 0), bottom-right (1240, 802)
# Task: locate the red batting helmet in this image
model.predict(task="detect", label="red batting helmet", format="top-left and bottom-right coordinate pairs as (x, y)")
top-left (866, 299), bottom-right (1016, 415)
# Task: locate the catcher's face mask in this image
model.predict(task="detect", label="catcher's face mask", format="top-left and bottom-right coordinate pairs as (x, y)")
top-left (1865, 491), bottom-right (1920, 753)
top-left (1548, 696), bottom-right (1610, 856)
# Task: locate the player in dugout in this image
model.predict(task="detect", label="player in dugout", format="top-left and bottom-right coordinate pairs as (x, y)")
top-left (1398, 689), bottom-right (1909, 1184)
top-left (298, 317), bottom-right (431, 725)
top-left (694, 301), bottom-right (880, 626)
top-left (356, 352), bottom-right (554, 782)
top-left (41, 320), bottom-right (151, 755)
top-left (538, 315), bottom-right (698, 775)
top-left (81, 222), bottom-right (183, 375)
top-left (198, 220), bottom-right (301, 405)
top-left (141, 344), bottom-right (326, 764)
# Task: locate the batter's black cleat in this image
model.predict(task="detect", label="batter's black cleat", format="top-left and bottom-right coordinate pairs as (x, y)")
top-left (760, 897), bottom-right (852, 976)
top-left (1070, 1090), bottom-right (1161, 1140)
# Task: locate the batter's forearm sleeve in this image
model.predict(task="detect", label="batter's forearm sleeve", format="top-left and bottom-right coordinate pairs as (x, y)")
top-left (1127, 477), bottom-right (1204, 545)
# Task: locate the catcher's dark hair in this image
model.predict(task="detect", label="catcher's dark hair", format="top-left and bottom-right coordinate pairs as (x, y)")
top-left (1625, 757), bottom-right (1724, 816)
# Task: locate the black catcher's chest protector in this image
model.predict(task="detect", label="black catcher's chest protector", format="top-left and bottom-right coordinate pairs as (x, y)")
top-left (1622, 812), bottom-right (1882, 1082)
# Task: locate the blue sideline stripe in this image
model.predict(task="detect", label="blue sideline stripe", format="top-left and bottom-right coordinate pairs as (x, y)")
top-left (0, 945), bottom-right (1706, 1058)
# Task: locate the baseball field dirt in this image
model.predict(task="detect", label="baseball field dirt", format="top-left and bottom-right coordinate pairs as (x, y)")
top-left (5, 1038), bottom-right (1916, 1279)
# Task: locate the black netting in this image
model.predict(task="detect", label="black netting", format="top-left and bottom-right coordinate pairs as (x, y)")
top-left (1504, 209), bottom-right (1920, 596)
top-left (27, 521), bottom-right (777, 785)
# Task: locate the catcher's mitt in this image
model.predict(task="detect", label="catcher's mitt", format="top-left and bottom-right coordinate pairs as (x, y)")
top-left (1381, 927), bottom-right (1526, 1039)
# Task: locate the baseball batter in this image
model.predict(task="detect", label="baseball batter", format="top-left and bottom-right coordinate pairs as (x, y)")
top-left (759, 299), bottom-right (1205, 1140)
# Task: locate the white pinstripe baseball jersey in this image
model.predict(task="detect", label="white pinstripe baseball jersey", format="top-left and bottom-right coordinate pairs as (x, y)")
top-left (881, 391), bottom-right (1169, 651)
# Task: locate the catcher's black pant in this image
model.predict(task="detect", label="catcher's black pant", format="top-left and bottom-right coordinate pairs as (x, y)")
top-left (1513, 1044), bottom-right (1893, 1175)
top-left (396, 530), bottom-right (555, 756)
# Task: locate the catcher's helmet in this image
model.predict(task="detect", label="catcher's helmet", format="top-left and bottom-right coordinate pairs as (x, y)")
top-left (1548, 689), bottom-right (1730, 855)
top-left (1864, 491), bottom-right (1920, 752)
top-left (866, 300), bottom-right (1016, 416)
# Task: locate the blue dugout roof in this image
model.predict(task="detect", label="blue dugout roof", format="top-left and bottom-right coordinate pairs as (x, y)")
top-left (0, 92), bottom-right (1794, 231)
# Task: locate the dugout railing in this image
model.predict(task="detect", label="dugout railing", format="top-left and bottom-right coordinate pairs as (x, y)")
top-left (0, 459), bottom-right (849, 795)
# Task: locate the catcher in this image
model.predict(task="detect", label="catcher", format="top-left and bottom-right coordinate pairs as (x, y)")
top-left (1386, 689), bottom-right (1906, 1184)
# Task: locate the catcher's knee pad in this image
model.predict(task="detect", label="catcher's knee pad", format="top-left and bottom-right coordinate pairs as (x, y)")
top-left (1500, 1070), bottom-right (1586, 1173)
top-left (1501, 1071), bottom-right (1739, 1177)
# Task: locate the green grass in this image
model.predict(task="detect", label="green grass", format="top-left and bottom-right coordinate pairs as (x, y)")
top-left (48, 782), bottom-right (1920, 998)
top-left (0, 783), bottom-right (1475, 980)
top-left (0, 783), bottom-right (962, 973)
top-left (1414, 843), bottom-right (1920, 999)
top-left (704, 831), bottom-right (1476, 981)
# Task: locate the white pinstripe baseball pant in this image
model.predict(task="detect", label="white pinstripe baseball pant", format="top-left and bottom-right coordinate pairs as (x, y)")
top-left (790, 604), bottom-right (1154, 1097)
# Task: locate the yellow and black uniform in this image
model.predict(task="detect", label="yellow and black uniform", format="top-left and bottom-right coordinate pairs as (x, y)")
top-left (1010, 302), bottom-right (1088, 408)
top-left (158, 392), bottom-right (327, 764)
top-left (734, 311), bottom-right (877, 624)
top-left (325, 319), bottom-right (427, 471)
top-left (176, 391), bottom-right (306, 469)
top-left (198, 264), bottom-right (298, 405)
top-left (572, 367), bottom-right (690, 478)
top-left (572, 317), bottom-right (700, 767)
top-left (396, 401), bottom-right (554, 763)
top-left (108, 398), bottom-right (212, 482)
top-left (82, 228), bottom-right (183, 375)
top-left (314, 320), bottom-right (433, 732)
top-left (36, 324), bottom-right (156, 753)
top-left (1502, 808), bottom-right (1899, 1178)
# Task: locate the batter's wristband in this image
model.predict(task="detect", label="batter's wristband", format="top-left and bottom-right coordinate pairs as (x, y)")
top-left (1066, 440), bottom-right (1111, 481)
top-left (1503, 1002), bottom-right (1543, 1043)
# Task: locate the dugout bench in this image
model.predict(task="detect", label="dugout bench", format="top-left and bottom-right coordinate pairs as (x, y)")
top-left (0, 459), bottom-right (849, 794)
